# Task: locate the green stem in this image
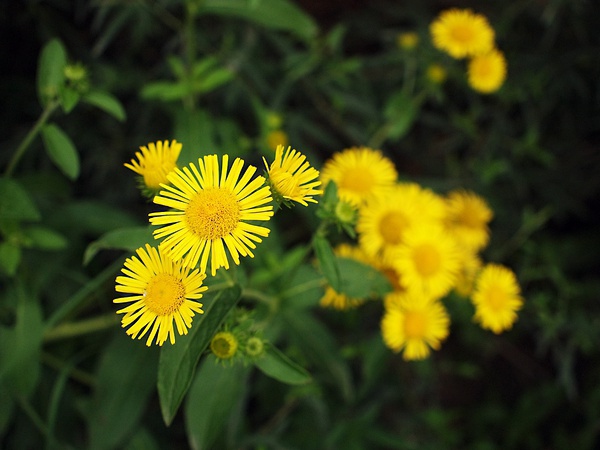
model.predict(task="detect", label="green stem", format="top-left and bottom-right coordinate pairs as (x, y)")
top-left (43, 313), bottom-right (119, 342)
top-left (41, 352), bottom-right (95, 387)
top-left (4, 99), bottom-right (59, 177)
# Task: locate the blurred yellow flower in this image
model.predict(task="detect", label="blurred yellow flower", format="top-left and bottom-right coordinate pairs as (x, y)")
top-left (381, 291), bottom-right (450, 360)
top-left (150, 154), bottom-right (273, 276)
top-left (266, 129), bottom-right (289, 151)
top-left (468, 49), bottom-right (507, 93)
top-left (430, 8), bottom-right (495, 59)
top-left (393, 225), bottom-right (460, 298)
top-left (114, 244), bottom-right (207, 346)
top-left (124, 140), bottom-right (182, 191)
top-left (397, 32), bottom-right (419, 50)
top-left (320, 147), bottom-right (397, 207)
top-left (357, 183), bottom-right (446, 264)
top-left (471, 264), bottom-right (523, 334)
top-left (264, 145), bottom-right (322, 206)
top-left (445, 189), bottom-right (493, 251)
top-left (426, 63), bottom-right (447, 84)
top-left (210, 331), bottom-right (239, 360)
top-left (454, 251), bottom-right (483, 298)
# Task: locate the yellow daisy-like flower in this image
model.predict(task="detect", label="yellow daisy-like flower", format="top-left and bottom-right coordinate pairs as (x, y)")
top-left (320, 147), bottom-right (397, 207)
top-left (426, 63), bottom-right (447, 84)
top-left (150, 154), bottom-right (274, 276)
top-left (445, 189), bottom-right (493, 251)
top-left (266, 129), bottom-right (289, 151)
top-left (393, 225), bottom-right (461, 298)
top-left (397, 32), bottom-right (419, 50)
top-left (210, 331), bottom-right (239, 360)
top-left (468, 49), bottom-right (507, 93)
top-left (381, 291), bottom-right (450, 360)
top-left (264, 145), bottom-right (323, 207)
top-left (430, 8), bottom-right (495, 59)
top-left (124, 140), bottom-right (182, 191)
top-left (357, 183), bottom-right (446, 264)
top-left (471, 264), bottom-right (523, 334)
top-left (454, 251), bottom-right (483, 297)
top-left (114, 244), bottom-right (207, 346)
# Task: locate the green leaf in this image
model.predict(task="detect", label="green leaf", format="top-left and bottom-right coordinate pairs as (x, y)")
top-left (140, 81), bottom-right (189, 102)
top-left (0, 283), bottom-right (43, 397)
top-left (0, 242), bottom-right (21, 276)
top-left (23, 225), bottom-right (68, 250)
top-left (83, 226), bottom-right (154, 265)
top-left (281, 263), bottom-right (324, 309)
top-left (193, 67), bottom-right (235, 94)
top-left (58, 85), bottom-right (80, 113)
top-left (185, 357), bottom-right (249, 450)
top-left (82, 90), bottom-right (126, 121)
top-left (37, 38), bottom-right (67, 106)
top-left (174, 108), bottom-right (217, 164)
top-left (0, 177), bottom-right (41, 221)
top-left (384, 91), bottom-right (419, 140)
top-left (0, 388), bottom-right (14, 436)
top-left (254, 345), bottom-right (312, 385)
top-left (50, 200), bottom-right (140, 236)
top-left (313, 235), bottom-right (341, 292)
top-left (157, 282), bottom-right (242, 425)
top-left (200, 0), bottom-right (318, 41)
top-left (88, 333), bottom-right (158, 450)
top-left (336, 257), bottom-right (392, 299)
top-left (40, 123), bottom-right (80, 180)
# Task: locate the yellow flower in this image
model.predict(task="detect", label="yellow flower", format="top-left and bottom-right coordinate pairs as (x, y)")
top-left (430, 8), bottom-right (495, 59)
top-left (393, 225), bottom-right (461, 298)
top-left (471, 264), bottom-right (523, 334)
top-left (357, 183), bottom-right (446, 264)
top-left (320, 244), bottom-right (372, 310)
top-left (381, 291), bottom-right (450, 360)
top-left (264, 145), bottom-right (323, 206)
top-left (210, 331), bottom-right (239, 360)
top-left (320, 147), bottom-right (397, 207)
top-left (266, 129), bottom-right (289, 151)
top-left (114, 244), bottom-right (207, 346)
top-left (397, 32), bottom-right (419, 50)
top-left (124, 140), bottom-right (182, 191)
top-left (426, 63), bottom-right (447, 84)
top-left (468, 49), bottom-right (507, 93)
top-left (150, 154), bottom-right (274, 276)
top-left (454, 251), bottom-right (483, 298)
top-left (445, 189), bottom-right (493, 251)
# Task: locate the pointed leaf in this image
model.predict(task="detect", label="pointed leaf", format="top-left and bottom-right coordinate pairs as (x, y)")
top-left (313, 235), bottom-right (341, 291)
top-left (41, 123), bottom-right (80, 179)
top-left (37, 38), bottom-right (67, 106)
top-left (82, 90), bottom-right (126, 121)
top-left (0, 242), bottom-right (21, 276)
top-left (59, 86), bottom-right (80, 113)
top-left (157, 282), bottom-right (242, 425)
top-left (255, 345), bottom-right (311, 385)
top-left (336, 257), bottom-right (392, 299)
top-left (185, 357), bottom-right (249, 450)
top-left (24, 225), bottom-right (68, 250)
top-left (0, 177), bottom-right (41, 221)
top-left (83, 226), bottom-right (154, 265)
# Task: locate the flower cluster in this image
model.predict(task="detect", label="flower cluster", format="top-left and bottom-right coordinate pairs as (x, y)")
top-left (318, 147), bottom-right (523, 360)
top-left (430, 8), bottom-right (507, 93)
top-left (116, 141), bottom-right (321, 345)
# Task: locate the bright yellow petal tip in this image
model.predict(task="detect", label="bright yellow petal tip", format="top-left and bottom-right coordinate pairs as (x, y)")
top-left (124, 140), bottom-right (182, 190)
top-left (113, 244), bottom-right (207, 346)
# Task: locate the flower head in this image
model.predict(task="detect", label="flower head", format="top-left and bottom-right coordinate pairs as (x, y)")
top-left (210, 331), bottom-right (239, 360)
top-left (264, 145), bottom-right (322, 207)
top-left (114, 244), bottom-right (207, 346)
top-left (393, 225), bottom-right (461, 298)
top-left (471, 264), bottom-right (523, 334)
top-left (124, 140), bottom-right (182, 192)
top-left (150, 154), bottom-right (274, 276)
top-left (454, 251), bottom-right (483, 298)
top-left (357, 183), bottom-right (446, 264)
top-left (426, 63), bottom-right (447, 84)
top-left (397, 32), bottom-right (419, 50)
top-left (320, 147), bottom-right (397, 207)
top-left (445, 189), bottom-right (493, 251)
top-left (266, 129), bottom-right (289, 151)
top-left (381, 291), bottom-right (450, 360)
top-left (468, 49), bottom-right (507, 93)
top-left (430, 8), bottom-right (495, 59)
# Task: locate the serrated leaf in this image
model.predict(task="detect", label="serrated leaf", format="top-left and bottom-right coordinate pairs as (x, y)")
top-left (200, 0), bottom-right (318, 41)
top-left (0, 177), bottom-right (41, 221)
top-left (0, 242), bottom-right (21, 276)
top-left (336, 257), bottom-right (392, 299)
top-left (83, 226), bottom-right (154, 265)
top-left (313, 235), bottom-right (340, 292)
top-left (82, 90), bottom-right (126, 121)
top-left (88, 333), bottom-right (158, 450)
top-left (41, 123), bottom-right (80, 180)
top-left (157, 282), bottom-right (242, 425)
top-left (255, 345), bottom-right (311, 385)
top-left (185, 357), bottom-right (249, 450)
top-left (37, 38), bottom-right (67, 106)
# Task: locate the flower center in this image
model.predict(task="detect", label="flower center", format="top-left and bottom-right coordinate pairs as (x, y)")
top-left (379, 211), bottom-right (409, 245)
top-left (451, 25), bottom-right (474, 44)
top-left (485, 285), bottom-right (507, 311)
top-left (185, 188), bottom-right (241, 240)
top-left (404, 310), bottom-right (427, 339)
top-left (210, 332), bottom-right (238, 359)
top-left (144, 273), bottom-right (186, 316)
top-left (413, 244), bottom-right (441, 277)
top-left (339, 168), bottom-right (374, 194)
top-left (458, 206), bottom-right (483, 228)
